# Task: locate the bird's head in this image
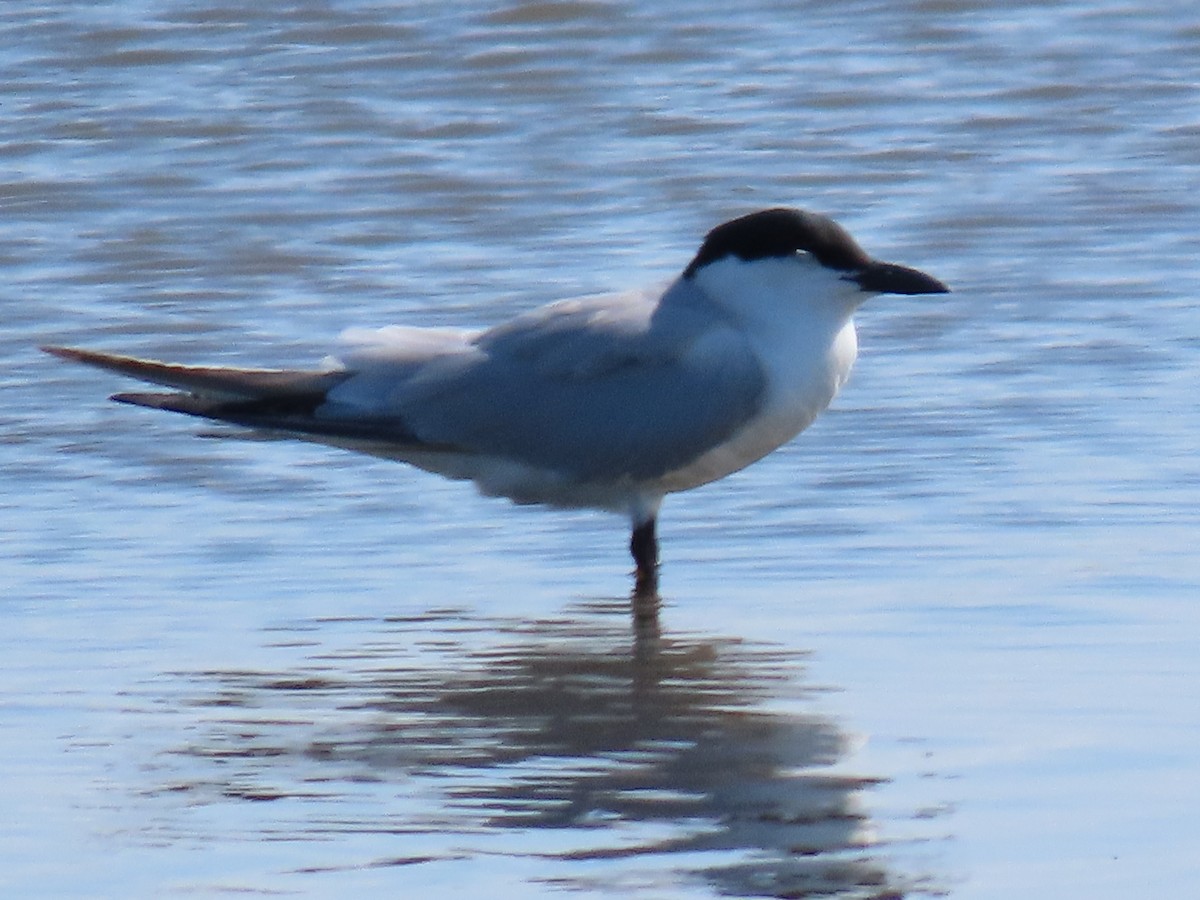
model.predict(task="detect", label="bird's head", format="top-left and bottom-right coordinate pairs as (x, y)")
top-left (683, 207), bottom-right (948, 321)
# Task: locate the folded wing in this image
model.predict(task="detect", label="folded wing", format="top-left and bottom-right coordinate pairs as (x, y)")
top-left (327, 280), bottom-right (766, 481)
top-left (44, 279), bottom-right (766, 483)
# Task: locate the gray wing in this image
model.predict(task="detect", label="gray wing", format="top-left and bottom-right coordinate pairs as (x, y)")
top-left (326, 280), bottom-right (766, 481)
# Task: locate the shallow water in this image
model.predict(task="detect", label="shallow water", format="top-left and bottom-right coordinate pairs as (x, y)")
top-left (3, 1), bottom-right (1200, 897)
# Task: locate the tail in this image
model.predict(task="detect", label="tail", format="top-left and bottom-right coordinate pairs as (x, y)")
top-left (40, 345), bottom-right (420, 444)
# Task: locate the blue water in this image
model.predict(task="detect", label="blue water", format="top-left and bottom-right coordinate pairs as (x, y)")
top-left (3, 1), bottom-right (1200, 897)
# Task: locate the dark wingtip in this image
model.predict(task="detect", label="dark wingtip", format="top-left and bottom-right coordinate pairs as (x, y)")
top-left (110, 392), bottom-right (212, 414)
top-left (41, 345), bottom-right (84, 361)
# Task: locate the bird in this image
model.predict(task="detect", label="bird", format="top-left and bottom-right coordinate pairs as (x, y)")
top-left (44, 207), bottom-right (948, 604)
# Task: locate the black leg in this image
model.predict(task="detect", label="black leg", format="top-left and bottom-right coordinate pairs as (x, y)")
top-left (630, 517), bottom-right (659, 611)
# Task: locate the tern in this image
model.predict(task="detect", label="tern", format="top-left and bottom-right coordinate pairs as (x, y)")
top-left (44, 208), bottom-right (948, 601)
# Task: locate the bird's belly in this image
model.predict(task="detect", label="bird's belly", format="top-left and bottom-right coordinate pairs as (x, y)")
top-left (330, 438), bottom-right (643, 513)
top-left (654, 403), bottom-right (820, 493)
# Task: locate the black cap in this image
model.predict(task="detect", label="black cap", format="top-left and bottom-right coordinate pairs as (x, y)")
top-left (684, 207), bottom-right (949, 295)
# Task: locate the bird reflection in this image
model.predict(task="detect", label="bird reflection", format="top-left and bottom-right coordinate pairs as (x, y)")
top-left (170, 602), bottom-right (908, 898)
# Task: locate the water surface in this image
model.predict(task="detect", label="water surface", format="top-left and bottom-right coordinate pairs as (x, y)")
top-left (3, 1), bottom-right (1199, 897)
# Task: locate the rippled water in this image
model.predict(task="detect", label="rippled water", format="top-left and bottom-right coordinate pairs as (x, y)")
top-left (4, 1), bottom-right (1200, 897)
top-left (137, 608), bottom-right (890, 897)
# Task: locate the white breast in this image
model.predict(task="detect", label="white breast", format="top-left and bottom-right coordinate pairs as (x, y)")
top-left (657, 318), bottom-right (857, 492)
top-left (655, 254), bottom-right (864, 493)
